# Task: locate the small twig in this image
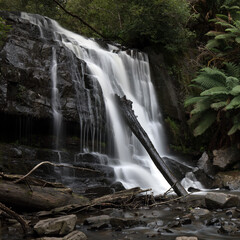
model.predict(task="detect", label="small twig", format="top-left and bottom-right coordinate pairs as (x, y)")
top-left (0, 202), bottom-right (30, 235)
top-left (52, 0), bottom-right (106, 39)
top-left (149, 193), bottom-right (192, 208)
top-left (14, 161), bottom-right (99, 184)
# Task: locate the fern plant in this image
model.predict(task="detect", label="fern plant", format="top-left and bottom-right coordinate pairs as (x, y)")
top-left (185, 65), bottom-right (240, 137)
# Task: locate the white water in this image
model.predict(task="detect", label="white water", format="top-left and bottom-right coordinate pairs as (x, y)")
top-left (21, 13), bottom-right (199, 194)
top-left (50, 47), bottom-right (62, 149)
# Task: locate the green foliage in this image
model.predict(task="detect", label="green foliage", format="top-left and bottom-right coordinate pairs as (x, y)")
top-left (61, 0), bottom-right (193, 53)
top-left (0, 17), bottom-right (11, 47)
top-left (185, 66), bottom-right (240, 138)
top-left (0, 0), bottom-right (66, 19)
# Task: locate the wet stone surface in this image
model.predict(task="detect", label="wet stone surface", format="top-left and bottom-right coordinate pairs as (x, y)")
top-left (2, 193), bottom-right (240, 240)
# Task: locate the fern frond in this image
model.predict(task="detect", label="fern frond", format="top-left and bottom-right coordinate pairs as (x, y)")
top-left (224, 62), bottom-right (240, 78)
top-left (184, 96), bottom-right (207, 107)
top-left (193, 111), bottom-right (216, 136)
top-left (200, 86), bottom-right (229, 96)
top-left (228, 122), bottom-right (240, 135)
top-left (211, 101), bottom-right (227, 110)
top-left (188, 84), bottom-right (206, 90)
top-left (236, 37), bottom-right (240, 43)
top-left (206, 31), bottom-right (224, 37)
top-left (228, 113), bottom-right (240, 135)
top-left (230, 85), bottom-right (240, 95)
top-left (206, 39), bottom-right (220, 49)
top-left (192, 68), bottom-right (227, 89)
top-left (226, 76), bottom-right (240, 89)
top-left (215, 33), bottom-right (236, 40)
top-left (225, 95), bottom-right (240, 109)
top-left (191, 99), bottom-right (211, 115)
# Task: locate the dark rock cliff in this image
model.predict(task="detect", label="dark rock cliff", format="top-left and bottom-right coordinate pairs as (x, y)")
top-left (0, 11), bottom-right (106, 148)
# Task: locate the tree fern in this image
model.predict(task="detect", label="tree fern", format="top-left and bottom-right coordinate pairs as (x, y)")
top-left (228, 114), bottom-right (240, 135)
top-left (200, 86), bottom-right (229, 96)
top-left (184, 96), bottom-right (207, 107)
top-left (224, 62), bottom-right (240, 79)
top-left (225, 95), bottom-right (240, 109)
top-left (211, 101), bottom-right (227, 110)
top-left (193, 112), bottom-right (216, 136)
top-left (190, 99), bottom-right (211, 115)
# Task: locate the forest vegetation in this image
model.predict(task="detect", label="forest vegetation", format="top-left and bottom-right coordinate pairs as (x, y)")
top-left (0, 0), bottom-right (240, 154)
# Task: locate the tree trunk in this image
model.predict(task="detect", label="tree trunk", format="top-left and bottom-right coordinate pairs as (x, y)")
top-left (0, 180), bottom-right (89, 211)
top-left (116, 95), bottom-right (188, 197)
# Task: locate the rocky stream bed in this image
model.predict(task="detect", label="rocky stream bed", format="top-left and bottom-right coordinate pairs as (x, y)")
top-left (1, 189), bottom-right (240, 240)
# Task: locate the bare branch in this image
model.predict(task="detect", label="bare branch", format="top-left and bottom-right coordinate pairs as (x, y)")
top-left (14, 161), bottom-right (99, 184)
top-left (52, 0), bottom-right (106, 39)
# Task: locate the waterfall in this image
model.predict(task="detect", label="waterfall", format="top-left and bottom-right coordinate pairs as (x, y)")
top-left (21, 13), bottom-right (173, 194)
top-left (50, 47), bottom-right (62, 149)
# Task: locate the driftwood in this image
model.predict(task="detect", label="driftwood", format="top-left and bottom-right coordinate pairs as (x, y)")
top-left (0, 180), bottom-right (89, 211)
top-left (13, 161), bottom-right (99, 184)
top-left (0, 172), bottom-right (64, 188)
top-left (36, 187), bottom-right (152, 216)
top-left (116, 95), bottom-right (188, 197)
top-left (0, 202), bottom-right (31, 235)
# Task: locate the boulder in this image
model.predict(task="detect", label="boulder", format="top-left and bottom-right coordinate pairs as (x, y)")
top-left (175, 237), bottom-right (198, 240)
top-left (214, 171), bottom-right (240, 190)
top-left (205, 193), bottom-right (240, 209)
top-left (63, 231), bottom-right (87, 240)
top-left (84, 215), bottom-right (110, 229)
top-left (34, 215), bottom-right (77, 236)
top-left (190, 208), bottom-right (210, 217)
top-left (213, 147), bottom-right (240, 170)
top-left (34, 231), bottom-right (87, 240)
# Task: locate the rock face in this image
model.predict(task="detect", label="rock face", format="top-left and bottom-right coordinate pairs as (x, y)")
top-left (205, 192), bottom-right (240, 209)
top-left (0, 11), bottom-right (106, 150)
top-left (146, 49), bottom-right (184, 121)
top-left (214, 171), bottom-right (240, 190)
top-left (212, 147), bottom-right (240, 170)
top-left (34, 215), bottom-right (77, 236)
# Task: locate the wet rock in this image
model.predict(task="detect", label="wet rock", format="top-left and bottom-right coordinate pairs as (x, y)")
top-left (191, 208), bottom-right (210, 217)
top-left (180, 218), bottom-right (192, 225)
top-left (9, 147), bottom-right (22, 158)
top-left (206, 218), bottom-right (220, 226)
top-left (168, 221), bottom-right (181, 228)
top-left (213, 147), bottom-right (240, 170)
top-left (85, 186), bottom-right (114, 197)
top-left (218, 222), bottom-right (239, 235)
top-left (34, 215), bottom-right (77, 236)
top-left (145, 231), bottom-right (160, 238)
top-left (110, 181), bottom-right (125, 192)
top-left (84, 215), bottom-right (110, 229)
top-left (175, 237), bottom-right (198, 240)
top-left (205, 192), bottom-right (240, 209)
top-left (198, 152), bottom-right (212, 175)
top-left (34, 232), bottom-right (87, 240)
top-left (63, 230), bottom-right (87, 240)
top-left (110, 218), bottom-right (141, 229)
top-left (34, 238), bottom-right (62, 240)
top-left (214, 171), bottom-right (240, 190)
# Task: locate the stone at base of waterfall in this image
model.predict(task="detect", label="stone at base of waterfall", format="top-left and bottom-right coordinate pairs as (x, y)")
top-left (205, 193), bottom-right (240, 209)
top-left (175, 237), bottom-right (198, 240)
top-left (214, 171), bottom-right (240, 190)
top-left (34, 215), bottom-right (77, 236)
top-left (212, 147), bottom-right (240, 170)
top-left (34, 230), bottom-right (87, 240)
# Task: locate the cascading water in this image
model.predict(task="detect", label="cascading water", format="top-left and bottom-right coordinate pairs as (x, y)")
top-left (50, 47), bottom-right (62, 150)
top-left (20, 12), bottom-right (198, 194)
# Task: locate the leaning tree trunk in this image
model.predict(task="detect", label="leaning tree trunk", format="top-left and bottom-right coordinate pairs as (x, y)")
top-left (116, 95), bottom-right (188, 197)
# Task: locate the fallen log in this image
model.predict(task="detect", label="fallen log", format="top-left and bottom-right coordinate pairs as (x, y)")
top-left (116, 95), bottom-right (188, 197)
top-left (36, 187), bottom-right (151, 216)
top-left (0, 202), bottom-right (31, 235)
top-left (0, 180), bottom-right (89, 211)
